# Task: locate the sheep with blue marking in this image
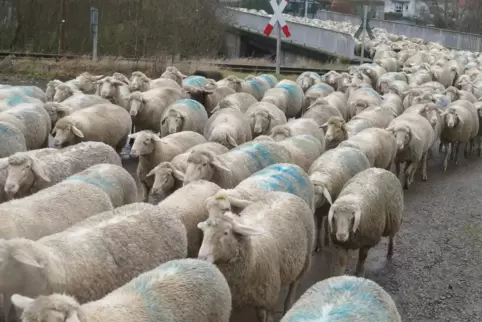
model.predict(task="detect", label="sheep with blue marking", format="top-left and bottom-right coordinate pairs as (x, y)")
top-left (12, 259), bottom-right (231, 322)
top-left (281, 275), bottom-right (402, 322)
top-left (184, 84), bottom-right (236, 115)
top-left (328, 168), bottom-right (404, 277)
top-left (207, 163), bottom-right (315, 213)
top-left (157, 180), bottom-right (222, 257)
top-left (0, 121), bottom-right (27, 158)
top-left (160, 99), bottom-right (209, 136)
top-left (308, 146), bottom-right (371, 252)
top-left (129, 71), bottom-right (182, 92)
top-left (181, 140), bottom-right (292, 189)
top-left (246, 101), bottom-right (287, 137)
top-left (182, 75), bottom-right (211, 89)
top-left (305, 82), bottom-right (335, 106)
top-left (296, 71), bottom-right (323, 92)
top-left (3, 141), bottom-right (121, 200)
top-left (246, 74), bottom-right (278, 88)
top-left (211, 92), bottom-right (258, 114)
top-left (0, 102), bottom-right (51, 150)
top-left (347, 87), bottom-right (383, 118)
top-left (0, 202), bottom-right (187, 321)
top-left (0, 86), bottom-right (45, 102)
top-left (148, 142), bottom-right (228, 202)
top-left (217, 75), bottom-right (269, 100)
top-left (0, 95), bottom-right (43, 113)
top-left (270, 118), bottom-right (325, 145)
top-left (410, 92), bottom-right (451, 110)
top-left (129, 130), bottom-right (207, 200)
top-left (161, 66), bottom-right (187, 86)
top-left (261, 80), bottom-right (305, 118)
top-left (198, 191), bottom-right (314, 320)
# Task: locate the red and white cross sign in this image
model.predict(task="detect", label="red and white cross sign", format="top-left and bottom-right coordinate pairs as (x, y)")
top-left (263, 0), bottom-right (291, 38)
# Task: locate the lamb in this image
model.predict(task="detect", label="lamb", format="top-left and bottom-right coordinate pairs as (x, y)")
top-left (211, 92), bottom-right (258, 114)
top-left (157, 180), bottom-right (221, 257)
top-left (296, 71), bottom-right (322, 92)
top-left (443, 86), bottom-right (477, 103)
top-left (209, 163), bottom-right (315, 212)
top-left (148, 143), bottom-right (228, 202)
top-left (184, 85), bottom-right (236, 115)
top-left (261, 80), bottom-right (305, 118)
top-left (304, 83), bottom-right (335, 105)
top-left (12, 258), bottom-right (231, 322)
top-left (308, 146), bottom-right (371, 251)
top-left (328, 168), bottom-right (403, 276)
top-left (439, 101), bottom-right (479, 170)
top-left (96, 76), bottom-right (131, 110)
top-left (52, 103), bottom-right (132, 152)
top-left (0, 103), bottom-right (51, 150)
top-left (204, 105), bottom-right (252, 148)
top-left (339, 128), bottom-right (397, 169)
top-left (129, 130), bottom-right (206, 198)
top-left (129, 71), bottom-right (182, 92)
top-left (217, 75), bottom-right (269, 100)
top-left (160, 99), bottom-right (209, 136)
top-left (0, 202), bottom-right (187, 321)
top-left (281, 276), bottom-right (402, 322)
top-left (0, 121), bottom-right (27, 158)
top-left (245, 101), bottom-right (287, 137)
top-left (270, 118), bottom-right (325, 145)
top-left (386, 112), bottom-right (436, 188)
top-left (3, 141), bottom-right (121, 199)
top-left (197, 191), bottom-right (314, 320)
top-left (301, 99), bottom-right (343, 127)
top-left (193, 69), bottom-right (224, 81)
top-left (161, 66), bottom-right (187, 86)
top-left (128, 87), bottom-right (186, 132)
top-left (180, 141), bottom-right (292, 189)
top-left (347, 87), bottom-right (382, 118)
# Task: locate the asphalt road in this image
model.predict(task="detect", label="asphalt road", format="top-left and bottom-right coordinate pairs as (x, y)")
top-left (5, 76), bottom-right (482, 322)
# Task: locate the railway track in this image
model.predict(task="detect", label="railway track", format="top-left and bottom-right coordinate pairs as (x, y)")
top-left (0, 51), bottom-right (348, 75)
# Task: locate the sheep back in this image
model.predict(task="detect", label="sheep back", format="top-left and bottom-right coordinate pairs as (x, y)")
top-left (302, 103), bottom-right (343, 127)
top-left (161, 99), bottom-right (208, 136)
top-left (214, 92), bottom-right (257, 114)
top-left (274, 81), bottom-right (305, 117)
top-left (278, 135), bottom-right (325, 172)
top-left (203, 107), bottom-right (252, 148)
top-left (0, 121), bottom-right (27, 158)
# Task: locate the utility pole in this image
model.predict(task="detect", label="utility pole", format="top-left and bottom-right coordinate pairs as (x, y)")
top-left (304, 0), bottom-right (309, 18)
top-left (58, 0), bottom-right (66, 56)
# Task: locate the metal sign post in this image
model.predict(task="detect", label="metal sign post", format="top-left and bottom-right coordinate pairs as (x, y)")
top-left (264, 0), bottom-right (291, 75)
top-left (353, 5), bottom-right (375, 64)
top-left (90, 7), bottom-right (99, 60)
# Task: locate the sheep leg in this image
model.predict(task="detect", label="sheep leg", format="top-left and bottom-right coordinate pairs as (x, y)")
top-left (439, 141), bottom-right (445, 153)
top-left (313, 212), bottom-right (322, 252)
top-left (333, 245), bottom-right (349, 276)
top-left (454, 142), bottom-right (460, 164)
top-left (403, 161), bottom-right (416, 189)
top-left (355, 246), bottom-right (370, 277)
top-left (255, 308), bottom-right (270, 322)
top-left (284, 280), bottom-right (300, 313)
top-left (323, 216), bottom-right (331, 247)
top-left (395, 161), bottom-right (401, 179)
top-left (421, 151), bottom-right (428, 181)
top-left (387, 236), bottom-right (395, 258)
top-left (443, 143), bottom-right (452, 171)
top-left (478, 137), bottom-right (482, 157)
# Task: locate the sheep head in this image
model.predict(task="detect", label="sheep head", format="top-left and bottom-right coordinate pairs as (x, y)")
top-left (128, 91), bottom-right (145, 116)
top-left (418, 103), bottom-right (441, 127)
top-left (113, 72), bottom-right (130, 86)
top-left (128, 131), bottom-right (161, 157)
top-left (183, 149), bottom-right (230, 186)
top-left (76, 72), bottom-right (104, 93)
top-left (53, 84), bottom-right (75, 103)
top-left (96, 76), bottom-right (124, 99)
top-left (328, 196), bottom-right (362, 242)
top-left (4, 154), bottom-right (49, 196)
top-left (270, 124), bottom-right (292, 142)
top-left (45, 80), bottom-right (63, 101)
top-left (248, 109), bottom-right (277, 135)
top-left (129, 71), bottom-right (150, 92)
top-left (12, 293), bottom-right (85, 322)
top-left (440, 107), bottom-right (463, 129)
top-left (386, 124), bottom-right (421, 151)
top-left (146, 162), bottom-right (184, 200)
top-left (161, 109), bottom-right (186, 135)
top-left (321, 116), bottom-right (347, 149)
top-left (52, 119), bottom-right (84, 148)
top-left (208, 125), bottom-right (238, 149)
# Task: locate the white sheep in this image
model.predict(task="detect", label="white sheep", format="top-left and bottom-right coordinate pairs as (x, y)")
top-left (128, 87), bottom-right (186, 132)
top-left (0, 202), bottom-right (187, 321)
top-left (0, 121), bottom-right (27, 158)
top-left (217, 75), bottom-right (269, 100)
top-left (261, 80), bottom-right (305, 118)
top-left (347, 87), bottom-right (382, 118)
top-left (53, 83), bottom-right (83, 102)
top-left (247, 74), bottom-right (278, 88)
top-left (161, 66), bottom-right (187, 86)
top-left (65, 72), bottom-right (104, 94)
top-left (96, 76), bottom-right (131, 110)
top-left (52, 103), bottom-right (132, 152)
top-left (0, 86), bottom-right (46, 102)
top-left (443, 86), bottom-right (477, 103)
top-left (328, 168), bottom-right (403, 276)
top-left (3, 141), bottom-right (121, 199)
top-left (296, 71), bottom-right (322, 92)
top-left (197, 191), bottom-right (314, 319)
top-left (308, 146), bottom-right (371, 251)
top-left (304, 83), bottom-right (335, 106)
top-left (112, 72), bottom-right (131, 86)
top-left (0, 95), bottom-right (43, 112)
top-left (11, 259), bottom-right (231, 322)
top-left (270, 118), bottom-right (325, 145)
top-left (184, 84), bottom-right (236, 115)
top-left (211, 92), bottom-right (258, 114)
top-left (45, 79), bottom-right (64, 101)
top-left (281, 276), bottom-right (401, 322)
top-left (245, 101), bottom-right (287, 137)
top-left (302, 98), bottom-right (344, 127)
top-left (271, 134), bottom-right (325, 172)
top-left (43, 98), bottom-right (110, 128)
top-left (129, 70), bottom-right (182, 92)
top-left (160, 99), bottom-right (209, 136)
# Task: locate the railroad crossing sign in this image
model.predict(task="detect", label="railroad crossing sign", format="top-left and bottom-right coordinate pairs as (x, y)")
top-left (263, 0), bottom-right (291, 38)
top-left (354, 8), bottom-right (375, 40)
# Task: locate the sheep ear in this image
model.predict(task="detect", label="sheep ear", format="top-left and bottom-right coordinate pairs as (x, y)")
top-left (226, 195), bottom-right (253, 209)
top-left (71, 126), bottom-right (84, 138)
top-left (56, 105), bottom-right (72, 113)
top-left (226, 135), bottom-right (238, 147)
top-left (12, 250), bottom-right (43, 268)
top-left (352, 207), bottom-right (362, 233)
top-left (319, 123), bottom-right (328, 130)
top-left (197, 221), bottom-right (208, 231)
top-left (65, 311), bottom-right (81, 322)
top-left (456, 113), bottom-right (465, 125)
top-left (91, 75), bottom-right (104, 81)
top-left (30, 157), bottom-right (51, 183)
top-left (327, 207), bottom-right (335, 233)
top-left (51, 127), bottom-right (57, 135)
top-left (410, 128), bottom-right (421, 141)
top-left (232, 221), bottom-right (265, 236)
top-left (211, 157), bottom-right (231, 172)
top-left (11, 294), bottom-right (34, 311)
top-left (146, 168), bottom-right (156, 177)
top-left (128, 133), bottom-right (138, 140)
top-left (322, 186), bottom-right (333, 205)
top-left (172, 169), bottom-right (185, 181)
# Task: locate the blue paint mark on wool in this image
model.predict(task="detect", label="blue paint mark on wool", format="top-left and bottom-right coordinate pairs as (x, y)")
top-left (0, 123), bottom-right (10, 134)
top-left (359, 87), bottom-right (380, 97)
top-left (7, 96), bottom-right (27, 106)
top-left (64, 173), bottom-right (117, 191)
top-left (183, 76), bottom-right (207, 88)
top-left (276, 83), bottom-right (297, 96)
top-left (176, 99), bottom-right (203, 111)
top-left (310, 84), bottom-right (332, 92)
top-left (232, 142), bottom-right (277, 170)
top-left (20, 87), bottom-right (33, 97)
top-left (247, 79), bottom-right (264, 98)
top-left (258, 74), bottom-right (276, 87)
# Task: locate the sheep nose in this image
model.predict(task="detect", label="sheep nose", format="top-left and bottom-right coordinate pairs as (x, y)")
top-left (168, 128), bottom-right (176, 134)
top-left (53, 140), bottom-right (61, 148)
top-left (336, 232), bottom-right (349, 242)
top-left (4, 183), bottom-right (18, 194)
top-left (130, 149), bottom-right (138, 157)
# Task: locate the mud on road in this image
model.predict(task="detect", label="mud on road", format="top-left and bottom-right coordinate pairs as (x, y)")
top-left (4, 76), bottom-right (482, 322)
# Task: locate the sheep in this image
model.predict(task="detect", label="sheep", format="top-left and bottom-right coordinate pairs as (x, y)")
top-left (210, 163), bottom-right (315, 212)
top-left (52, 103), bottom-right (132, 152)
top-left (45, 79), bottom-right (63, 101)
top-left (95, 76), bottom-right (131, 110)
top-left (129, 130), bottom-right (207, 198)
top-left (193, 69), bottom-right (224, 81)
top-left (339, 128), bottom-right (397, 169)
top-left (328, 168), bottom-right (403, 276)
top-left (281, 276), bottom-right (402, 322)
top-left (184, 85), bottom-right (236, 115)
top-left (253, 74), bottom-right (278, 88)
top-left (161, 66), bottom-right (187, 86)
top-left (380, 79), bottom-right (409, 97)
top-left (321, 70), bottom-right (340, 89)
top-left (3, 141), bottom-right (121, 199)
top-left (304, 83), bottom-right (335, 105)
top-left (445, 59), bottom-right (461, 84)
top-left (217, 75), bottom-right (269, 100)
top-left (197, 191), bottom-right (314, 319)
top-left (0, 103), bottom-right (51, 150)
top-left (270, 118), bottom-right (325, 145)
top-left (277, 135), bottom-right (325, 172)
top-left (43, 98), bottom-right (111, 128)
top-left (358, 63), bottom-right (387, 88)
top-left (265, 79), bottom-right (305, 117)
top-left (418, 81), bottom-right (446, 93)
top-left (0, 202), bottom-right (187, 321)
top-left (203, 105), bottom-right (252, 149)
top-left (157, 180), bottom-right (221, 257)
top-left (245, 101), bottom-right (287, 137)
top-left (12, 258), bottom-right (231, 322)
top-left (440, 101), bottom-right (479, 170)
top-left (386, 112), bottom-right (435, 188)
top-left (0, 86), bottom-right (45, 102)
top-left (351, 105), bottom-right (396, 128)
top-left (65, 72), bottom-right (104, 94)
top-left (314, 92), bottom-right (349, 121)
top-left (112, 72), bottom-right (130, 85)
top-left (302, 99), bottom-right (343, 127)
top-left (296, 71), bottom-right (322, 92)
top-left (376, 72), bottom-right (408, 93)
top-left (53, 83), bottom-right (84, 103)
top-left (128, 87), bottom-right (186, 132)
top-left (347, 87), bottom-right (382, 118)
top-left (402, 88), bottom-right (432, 109)
top-left (180, 140), bottom-right (292, 189)
top-left (374, 57), bottom-right (398, 72)
top-left (406, 70), bottom-right (433, 86)
top-left (430, 64), bottom-right (453, 87)
top-left (443, 86), bottom-right (477, 103)
top-left (160, 99), bottom-right (209, 136)
top-left (183, 75), bottom-right (210, 89)
top-left (211, 92), bottom-right (258, 114)
top-left (129, 71), bottom-right (182, 92)
top-left (148, 143), bottom-right (228, 202)
top-left (0, 95), bottom-right (43, 112)
top-left (382, 92), bottom-right (405, 116)
top-left (411, 92), bottom-right (451, 110)
top-left (0, 121), bottom-right (27, 158)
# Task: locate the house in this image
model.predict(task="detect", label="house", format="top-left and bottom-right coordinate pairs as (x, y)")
top-left (383, 0), bottom-right (427, 18)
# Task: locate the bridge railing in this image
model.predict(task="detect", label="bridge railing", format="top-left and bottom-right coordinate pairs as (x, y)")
top-left (226, 8), bottom-right (356, 59)
top-left (315, 10), bottom-right (482, 52)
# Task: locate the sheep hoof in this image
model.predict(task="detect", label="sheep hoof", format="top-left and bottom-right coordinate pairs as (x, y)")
top-left (422, 176), bottom-right (427, 181)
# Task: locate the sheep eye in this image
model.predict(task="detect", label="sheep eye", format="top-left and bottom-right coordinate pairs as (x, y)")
top-left (203, 163), bottom-right (208, 167)
top-left (352, 211), bottom-right (355, 215)
top-left (143, 141), bottom-right (148, 146)
top-left (224, 231), bottom-right (229, 235)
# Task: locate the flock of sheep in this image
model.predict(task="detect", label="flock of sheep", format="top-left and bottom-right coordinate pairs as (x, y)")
top-left (0, 30), bottom-right (482, 321)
